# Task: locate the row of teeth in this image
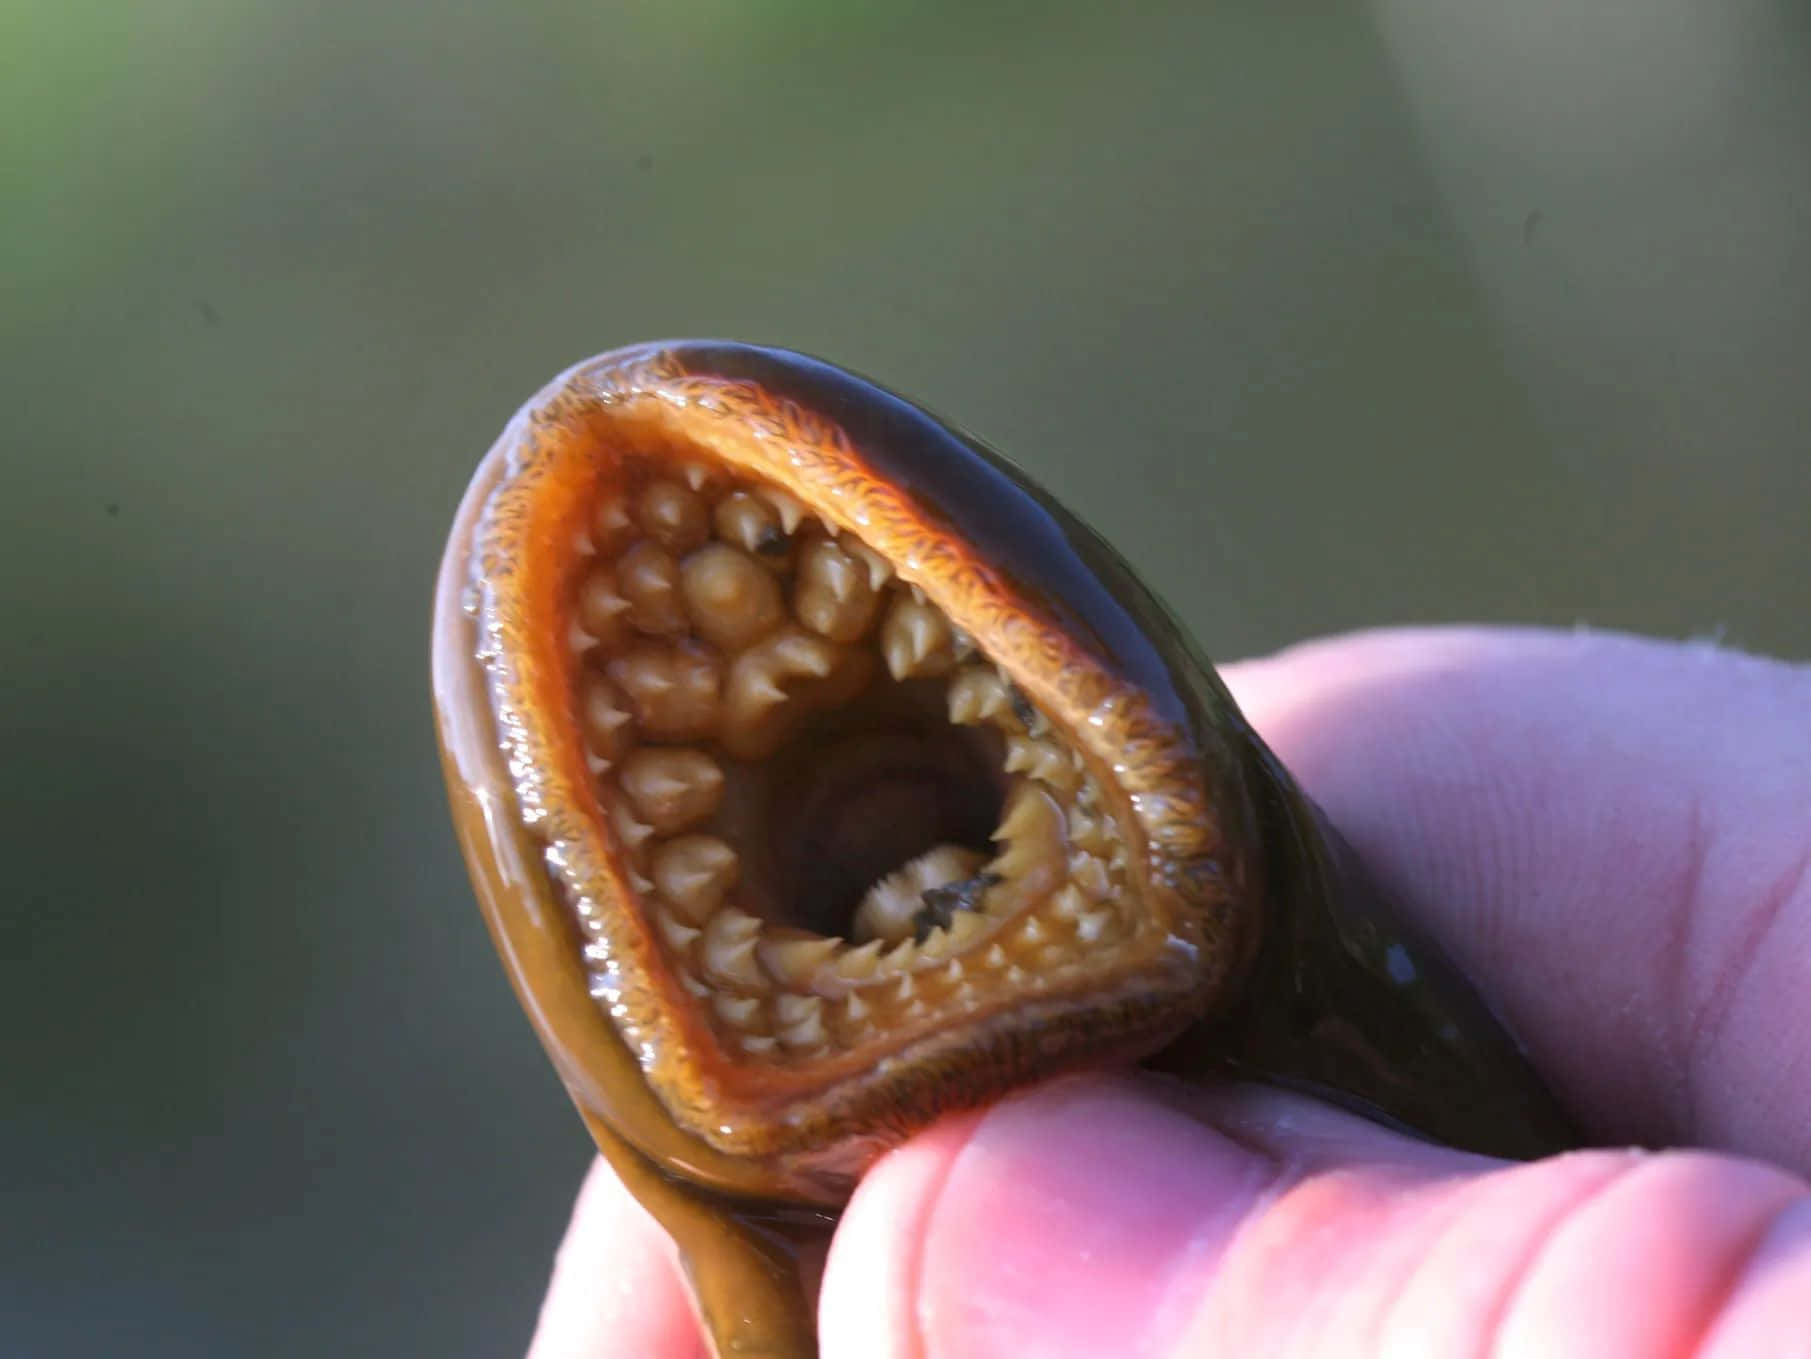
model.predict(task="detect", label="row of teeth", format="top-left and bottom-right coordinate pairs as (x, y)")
top-left (568, 464), bottom-right (1133, 1061)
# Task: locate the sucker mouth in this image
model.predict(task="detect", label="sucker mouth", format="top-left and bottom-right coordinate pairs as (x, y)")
top-left (567, 456), bottom-right (1138, 1067)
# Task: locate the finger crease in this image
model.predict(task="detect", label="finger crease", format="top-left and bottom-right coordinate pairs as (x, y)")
top-left (1685, 1190), bottom-right (1809, 1358)
top-left (1684, 840), bottom-right (1811, 1105)
top-left (1483, 1156), bottom-right (1645, 1359)
top-left (908, 1120), bottom-right (983, 1359)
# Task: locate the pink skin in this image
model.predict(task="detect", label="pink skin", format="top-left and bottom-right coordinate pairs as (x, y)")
top-left (529, 628), bottom-right (1811, 1358)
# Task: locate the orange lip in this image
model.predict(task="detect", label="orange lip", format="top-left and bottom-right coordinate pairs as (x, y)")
top-left (433, 341), bottom-right (1261, 1199)
top-left (433, 341), bottom-right (1574, 1357)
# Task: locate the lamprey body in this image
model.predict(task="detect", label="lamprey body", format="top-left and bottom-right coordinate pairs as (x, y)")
top-left (432, 341), bottom-right (1575, 1356)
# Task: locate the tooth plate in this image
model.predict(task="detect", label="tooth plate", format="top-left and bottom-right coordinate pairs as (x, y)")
top-left (564, 452), bottom-right (1143, 1069)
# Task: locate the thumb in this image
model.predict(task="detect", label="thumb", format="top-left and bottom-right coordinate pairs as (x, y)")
top-left (819, 1076), bottom-right (1811, 1358)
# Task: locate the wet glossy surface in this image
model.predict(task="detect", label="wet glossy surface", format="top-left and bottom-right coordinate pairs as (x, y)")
top-left (18, 9), bottom-right (1809, 1353)
top-left (436, 342), bottom-right (1576, 1356)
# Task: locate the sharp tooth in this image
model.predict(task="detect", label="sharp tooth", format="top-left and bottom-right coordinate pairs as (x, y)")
top-left (770, 629), bottom-right (836, 677)
top-left (655, 909), bottom-right (701, 953)
top-left (1070, 852), bottom-right (1112, 900)
top-left (776, 994), bottom-right (827, 1048)
top-left (891, 973), bottom-right (916, 1002)
top-left (1004, 736), bottom-right (1077, 790)
top-left (821, 552), bottom-right (857, 599)
top-left (947, 682), bottom-right (982, 725)
top-left (607, 642), bottom-right (723, 741)
top-left (795, 539), bottom-right (880, 642)
top-left (840, 536), bottom-right (893, 590)
top-left (758, 933), bottom-right (841, 983)
top-left (702, 909), bottom-right (767, 989)
top-left (1018, 917), bottom-right (1047, 946)
top-left (947, 666), bottom-right (1012, 727)
top-left (713, 993), bottom-right (763, 1028)
top-left (915, 924), bottom-right (952, 959)
top-left (574, 526), bottom-right (596, 555)
top-left (836, 939), bottom-right (884, 979)
top-left (1038, 750), bottom-right (1078, 791)
top-left (759, 488), bottom-right (806, 534)
top-left (618, 748), bottom-right (724, 833)
top-left (1067, 809), bottom-right (1110, 854)
top-left (650, 835), bottom-right (739, 923)
top-left (580, 674), bottom-right (636, 761)
top-left (909, 845), bottom-right (985, 890)
top-left (607, 799), bottom-right (654, 854)
top-left (567, 620), bottom-right (599, 654)
top-left (841, 992), bottom-right (868, 1022)
top-left (577, 561), bottom-right (632, 622)
top-left (994, 782), bottom-right (1058, 844)
top-left (852, 877), bottom-right (920, 946)
top-left (881, 938), bottom-right (918, 972)
top-left (1075, 911), bottom-right (1113, 944)
top-left (1005, 965), bottom-right (1028, 987)
top-left (940, 959), bottom-right (965, 985)
top-left (617, 540), bottom-right (689, 635)
top-left (774, 993), bottom-right (822, 1027)
top-left (680, 460), bottom-right (712, 491)
top-left (1049, 884), bottom-right (1088, 920)
top-left (679, 972), bottom-right (712, 998)
top-left (733, 668), bottom-right (789, 713)
top-left (592, 497), bottom-right (634, 553)
top-left (721, 626), bottom-right (857, 762)
top-left (780, 1017), bottom-right (827, 1049)
top-left (946, 911), bottom-right (988, 947)
top-left (584, 751), bottom-right (611, 775)
top-left (619, 661), bottom-right (673, 697)
top-left (636, 480), bottom-right (710, 554)
top-left (738, 1034), bottom-right (777, 1055)
top-left (628, 870), bottom-right (654, 895)
top-left (990, 842), bottom-right (1046, 883)
top-left (713, 491), bottom-right (785, 557)
top-left (982, 944), bottom-right (1008, 970)
top-left (881, 596), bottom-right (955, 679)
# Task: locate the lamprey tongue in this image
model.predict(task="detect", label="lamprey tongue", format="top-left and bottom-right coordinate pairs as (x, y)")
top-left (433, 340), bottom-right (1577, 1359)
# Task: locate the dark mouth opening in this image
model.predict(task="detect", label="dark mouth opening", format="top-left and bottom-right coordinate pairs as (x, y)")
top-left (740, 680), bottom-right (1006, 939)
top-left (566, 457), bottom-right (1135, 1058)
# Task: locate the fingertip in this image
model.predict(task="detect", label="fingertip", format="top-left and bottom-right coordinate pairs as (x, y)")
top-left (1217, 626), bottom-right (1811, 1168)
top-left (527, 1157), bottom-right (708, 1359)
top-left (820, 1107), bottom-right (985, 1359)
top-left (1496, 1152), bottom-right (1807, 1359)
top-left (1697, 1192), bottom-right (1811, 1359)
top-left (823, 1076), bottom-right (1273, 1359)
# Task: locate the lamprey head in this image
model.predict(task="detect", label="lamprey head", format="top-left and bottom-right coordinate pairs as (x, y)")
top-left (432, 341), bottom-right (1270, 1202)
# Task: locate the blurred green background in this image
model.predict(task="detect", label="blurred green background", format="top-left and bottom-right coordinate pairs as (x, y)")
top-left (4, 1), bottom-right (1807, 1353)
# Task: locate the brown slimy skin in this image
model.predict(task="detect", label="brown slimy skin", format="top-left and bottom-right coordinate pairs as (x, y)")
top-left (432, 342), bottom-right (1576, 1357)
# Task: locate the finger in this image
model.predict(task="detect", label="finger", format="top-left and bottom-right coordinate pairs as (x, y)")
top-left (527, 1157), bottom-right (707, 1359)
top-left (821, 1074), bottom-right (1811, 1359)
top-left (1219, 627), bottom-right (1811, 1171)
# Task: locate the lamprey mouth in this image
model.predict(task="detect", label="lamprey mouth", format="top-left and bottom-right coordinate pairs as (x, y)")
top-left (433, 341), bottom-right (1577, 1358)
top-left (439, 343), bottom-right (1251, 1192)
top-left (578, 456), bottom-right (1146, 1067)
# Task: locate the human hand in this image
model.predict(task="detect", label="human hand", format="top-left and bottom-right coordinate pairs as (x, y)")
top-left (528, 627), bottom-right (1811, 1357)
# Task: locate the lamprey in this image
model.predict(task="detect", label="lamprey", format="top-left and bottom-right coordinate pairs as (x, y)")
top-left (431, 341), bottom-right (1575, 1356)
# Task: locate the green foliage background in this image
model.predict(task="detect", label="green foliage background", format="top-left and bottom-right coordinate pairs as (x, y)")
top-left (4, 2), bottom-right (1807, 1353)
